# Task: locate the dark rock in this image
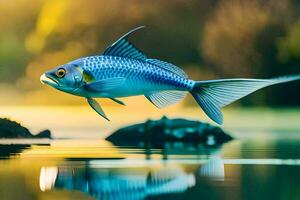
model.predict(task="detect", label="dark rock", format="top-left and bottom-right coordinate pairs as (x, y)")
top-left (34, 129), bottom-right (51, 138)
top-left (106, 116), bottom-right (233, 147)
top-left (0, 118), bottom-right (51, 138)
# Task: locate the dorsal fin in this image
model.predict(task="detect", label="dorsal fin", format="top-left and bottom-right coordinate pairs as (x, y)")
top-left (102, 26), bottom-right (147, 61)
top-left (146, 59), bottom-right (188, 78)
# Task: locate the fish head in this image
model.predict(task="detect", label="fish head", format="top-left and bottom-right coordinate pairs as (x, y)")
top-left (40, 59), bottom-right (84, 92)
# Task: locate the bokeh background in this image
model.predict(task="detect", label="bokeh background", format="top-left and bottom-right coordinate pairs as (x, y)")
top-left (0, 2), bottom-right (299, 199)
top-left (0, 0), bottom-right (300, 107)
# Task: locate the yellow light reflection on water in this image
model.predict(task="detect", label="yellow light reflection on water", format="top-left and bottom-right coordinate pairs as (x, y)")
top-left (0, 106), bottom-right (300, 139)
top-left (20, 139), bottom-right (125, 159)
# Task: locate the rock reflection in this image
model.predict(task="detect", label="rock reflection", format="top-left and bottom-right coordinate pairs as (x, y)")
top-left (0, 144), bottom-right (30, 158)
top-left (39, 155), bottom-right (225, 199)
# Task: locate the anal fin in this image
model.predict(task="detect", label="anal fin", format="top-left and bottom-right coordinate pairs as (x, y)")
top-left (145, 90), bottom-right (186, 108)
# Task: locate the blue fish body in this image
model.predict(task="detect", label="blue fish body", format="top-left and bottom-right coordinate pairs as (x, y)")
top-left (71, 55), bottom-right (194, 98)
top-left (40, 26), bottom-right (300, 124)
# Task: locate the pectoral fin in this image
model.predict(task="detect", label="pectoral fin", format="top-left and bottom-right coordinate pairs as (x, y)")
top-left (87, 98), bottom-right (109, 121)
top-left (110, 98), bottom-right (126, 106)
top-left (85, 77), bottom-right (126, 92)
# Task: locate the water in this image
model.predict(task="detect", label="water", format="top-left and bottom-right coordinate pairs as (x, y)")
top-left (0, 136), bottom-right (300, 200)
top-left (0, 107), bottom-right (299, 199)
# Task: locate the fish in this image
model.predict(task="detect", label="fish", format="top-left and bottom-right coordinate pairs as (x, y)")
top-left (40, 26), bottom-right (300, 124)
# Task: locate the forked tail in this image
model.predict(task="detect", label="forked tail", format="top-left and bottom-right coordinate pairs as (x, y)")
top-left (190, 75), bottom-right (300, 125)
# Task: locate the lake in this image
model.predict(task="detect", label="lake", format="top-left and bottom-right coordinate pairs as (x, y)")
top-left (0, 106), bottom-right (299, 200)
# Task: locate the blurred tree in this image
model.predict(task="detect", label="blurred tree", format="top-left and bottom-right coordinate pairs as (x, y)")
top-left (201, 0), bottom-right (300, 106)
top-left (0, 0), bottom-right (41, 82)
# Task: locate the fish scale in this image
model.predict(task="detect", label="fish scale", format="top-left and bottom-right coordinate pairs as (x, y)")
top-left (82, 55), bottom-right (194, 94)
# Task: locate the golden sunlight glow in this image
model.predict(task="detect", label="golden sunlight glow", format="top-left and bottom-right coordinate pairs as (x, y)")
top-left (20, 139), bottom-right (125, 159)
top-left (25, 0), bottom-right (69, 53)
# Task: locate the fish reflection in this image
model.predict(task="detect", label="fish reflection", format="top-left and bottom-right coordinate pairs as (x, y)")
top-left (39, 156), bottom-right (225, 199)
top-left (199, 155), bottom-right (224, 181)
top-left (39, 166), bottom-right (58, 192)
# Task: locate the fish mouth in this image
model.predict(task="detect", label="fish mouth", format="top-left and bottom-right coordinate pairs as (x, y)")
top-left (40, 74), bottom-right (59, 86)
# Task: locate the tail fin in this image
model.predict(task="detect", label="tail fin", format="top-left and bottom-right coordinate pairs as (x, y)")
top-left (191, 75), bottom-right (300, 125)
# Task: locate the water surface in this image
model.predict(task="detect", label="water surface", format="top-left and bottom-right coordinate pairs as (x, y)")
top-left (0, 107), bottom-right (299, 200)
top-left (0, 136), bottom-right (299, 200)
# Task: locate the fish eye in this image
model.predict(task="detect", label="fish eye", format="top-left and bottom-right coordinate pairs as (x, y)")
top-left (56, 68), bottom-right (66, 78)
